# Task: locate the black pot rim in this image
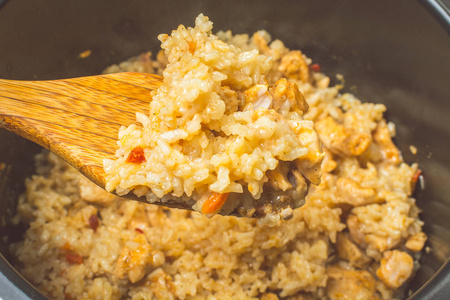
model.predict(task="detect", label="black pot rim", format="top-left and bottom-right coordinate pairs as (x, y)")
top-left (421, 0), bottom-right (450, 33)
top-left (0, 1), bottom-right (449, 300)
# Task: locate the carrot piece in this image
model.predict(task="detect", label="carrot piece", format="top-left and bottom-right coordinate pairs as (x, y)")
top-left (201, 193), bottom-right (230, 215)
top-left (412, 169), bottom-right (422, 183)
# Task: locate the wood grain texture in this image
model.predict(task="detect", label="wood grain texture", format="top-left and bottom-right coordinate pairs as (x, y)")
top-left (0, 72), bottom-right (163, 193)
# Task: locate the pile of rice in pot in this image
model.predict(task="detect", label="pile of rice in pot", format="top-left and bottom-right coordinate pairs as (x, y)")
top-left (9, 14), bottom-right (427, 300)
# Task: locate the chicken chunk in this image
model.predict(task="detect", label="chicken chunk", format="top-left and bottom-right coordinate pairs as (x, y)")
top-left (336, 233), bottom-right (372, 269)
top-left (315, 116), bottom-right (371, 157)
top-left (279, 50), bottom-right (310, 82)
top-left (322, 149), bottom-right (338, 173)
top-left (376, 250), bottom-right (414, 289)
top-left (335, 177), bottom-right (378, 207)
top-left (114, 235), bottom-right (165, 283)
top-left (266, 163), bottom-right (292, 191)
top-left (243, 84), bottom-right (273, 111)
top-left (406, 232), bottom-right (427, 252)
top-left (326, 266), bottom-right (377, 300)
top-left (373, 120), bottom-right (400, 164)
top-left (270, 78), bottom-right (309, 114)
top-left (346, 213), bottom-right (367, 247)
top-left (243, 78), bottom-right (310, 117)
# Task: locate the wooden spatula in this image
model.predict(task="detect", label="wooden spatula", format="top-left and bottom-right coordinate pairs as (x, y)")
top-left (0, 73), bottom-right (187, 205)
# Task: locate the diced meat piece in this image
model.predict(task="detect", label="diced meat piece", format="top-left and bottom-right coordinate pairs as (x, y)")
top-left (79, 176), bottom-right (116, 205)
top-left (316, 116), bottom-right (371, 157)
top-left (243, 84), bottom-right (273, 111)
top-left (376, 250), bottom-right (414, 289)
top-left (346, 213), bottom-right (367, 247)
top-left (294, 152), bottom-right (323, 186)
top-left (373, 120), bottom-right (400, 164)
top-left (288, 168), bottom-right (308, 201)
top-left (335, 177), bottom-right (378, 206)
top-left (114, 235), bottom-right (165, 283)
top-left (336, 233), bottom-right (372, 268)
top-left (267, 163), bottom-right (292, 191)
top-left (270, 78), bottom-right (309, 114)
top-left (279, 50), bottom-right (310, 83)
top-left (326, 266), bottom-right (377, 300)
top-left (406, 232), bottom-right (427, 252)
top-left (288, 168), bottom-right (308, 207)
top-left (322, 149), bottom-right (337, 173)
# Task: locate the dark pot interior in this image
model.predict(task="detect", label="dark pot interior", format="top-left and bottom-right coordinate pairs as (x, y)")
top-left (0, 0), bottom-right (449, 299)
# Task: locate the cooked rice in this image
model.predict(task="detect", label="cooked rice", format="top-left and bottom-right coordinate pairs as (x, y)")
top-left (9, 14), bottom-right (426, 300)
top-left (103, 14), bottom-right (324, 221)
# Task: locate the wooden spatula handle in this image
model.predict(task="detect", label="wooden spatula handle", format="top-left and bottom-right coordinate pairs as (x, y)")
top-left (0, 72), bottom-right (162, 187)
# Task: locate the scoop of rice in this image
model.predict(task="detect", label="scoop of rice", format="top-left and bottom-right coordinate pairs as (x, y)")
top-left (104, 14), bottom-right (324, 220)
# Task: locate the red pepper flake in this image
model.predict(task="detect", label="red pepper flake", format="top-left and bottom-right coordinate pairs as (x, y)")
top-left (65, 251), bottom-right (83, 264)
top-left (126, 146), bottom-right (146, 164)
top-left (135, 228), bottom-right (144, 234)
top-left (310, 63), bottom-right (321, 72)
top-left (412, 169), bottom-right (422, 183)
top-left (88, 214), bottom-right (100, 232)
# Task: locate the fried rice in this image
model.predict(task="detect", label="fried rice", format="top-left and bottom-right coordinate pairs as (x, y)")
top-left (103, 14), bottom-right (324, 222)
top-left (9, 14), bottom-right (426, 300)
